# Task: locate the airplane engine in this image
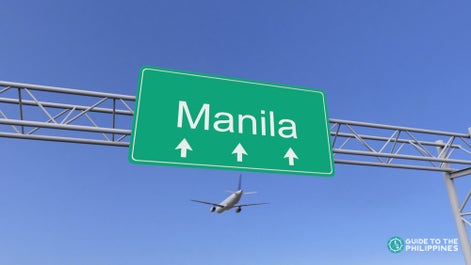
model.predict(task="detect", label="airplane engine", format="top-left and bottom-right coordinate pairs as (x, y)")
top-left (210, 206), bottom-right (216, 212)
top-left (235, 207), bottom-right (242, 213)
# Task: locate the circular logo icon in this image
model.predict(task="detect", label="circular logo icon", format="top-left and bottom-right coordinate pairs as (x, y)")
top-left (387, 236), bottom-right (405, 253)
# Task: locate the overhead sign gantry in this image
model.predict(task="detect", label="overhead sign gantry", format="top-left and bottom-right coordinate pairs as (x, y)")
top-left (2, 79), bottom-right (471, 264)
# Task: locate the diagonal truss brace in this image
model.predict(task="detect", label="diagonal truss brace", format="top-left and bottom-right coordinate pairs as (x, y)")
top-left (330, 119), bottom-right (471, 173)
top-left (0, 81), bottom-right (134, 146)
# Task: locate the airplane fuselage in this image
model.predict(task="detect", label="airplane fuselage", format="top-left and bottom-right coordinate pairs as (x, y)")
top-left (191, 175), bottom-right (267, 214)
top-left (212, 190), bottom-right (242, 213)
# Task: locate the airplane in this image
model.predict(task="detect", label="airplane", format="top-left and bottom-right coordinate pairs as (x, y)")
top-left (191, 175), bottom-right (268, 213)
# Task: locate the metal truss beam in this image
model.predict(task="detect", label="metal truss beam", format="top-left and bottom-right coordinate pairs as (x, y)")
top-left (330, 118), bottom-right (471, 173)
top-left (0, 81), bottom-right (133, 146)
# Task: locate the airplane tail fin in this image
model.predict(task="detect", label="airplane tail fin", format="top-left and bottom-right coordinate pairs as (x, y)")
top-left (226, 175), bottom-right (257, 194)
top-left (238, 175), bottom-right (257, 194)
top-left (238, 174), bottom-right (242, 190)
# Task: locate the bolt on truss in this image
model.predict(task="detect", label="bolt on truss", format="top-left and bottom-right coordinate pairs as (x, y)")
top-left (0, 81), bottom-right (134, 146)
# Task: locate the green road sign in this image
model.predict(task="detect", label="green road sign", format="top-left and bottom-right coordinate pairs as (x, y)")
top-left (129, 67), bottom-right (334, 176)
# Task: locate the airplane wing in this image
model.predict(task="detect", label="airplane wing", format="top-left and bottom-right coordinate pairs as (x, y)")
top-left (190, 199), bottom-right (225, 208)
top-left (235, 203), bottom-right (269, 207)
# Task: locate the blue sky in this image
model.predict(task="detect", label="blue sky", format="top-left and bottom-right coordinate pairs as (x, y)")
top-left (1, 1), bottom-right (471, 264)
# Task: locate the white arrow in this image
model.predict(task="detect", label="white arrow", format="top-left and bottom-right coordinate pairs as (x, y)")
top-left (284, 147), bottom-right (298, 166)
top-left (175, 138), bottom-right (192, 158)
top-left (232, 143), bottom-right (247, 162)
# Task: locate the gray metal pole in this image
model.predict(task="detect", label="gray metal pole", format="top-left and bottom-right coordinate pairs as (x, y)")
top-left (437, 140), bottom-right (471, 264)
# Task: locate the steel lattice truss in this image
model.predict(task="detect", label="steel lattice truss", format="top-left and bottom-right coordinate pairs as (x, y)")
top-left (0, 81), bottom-right (134, 146)
top-left (331, 119), bottom-right (471, 174)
